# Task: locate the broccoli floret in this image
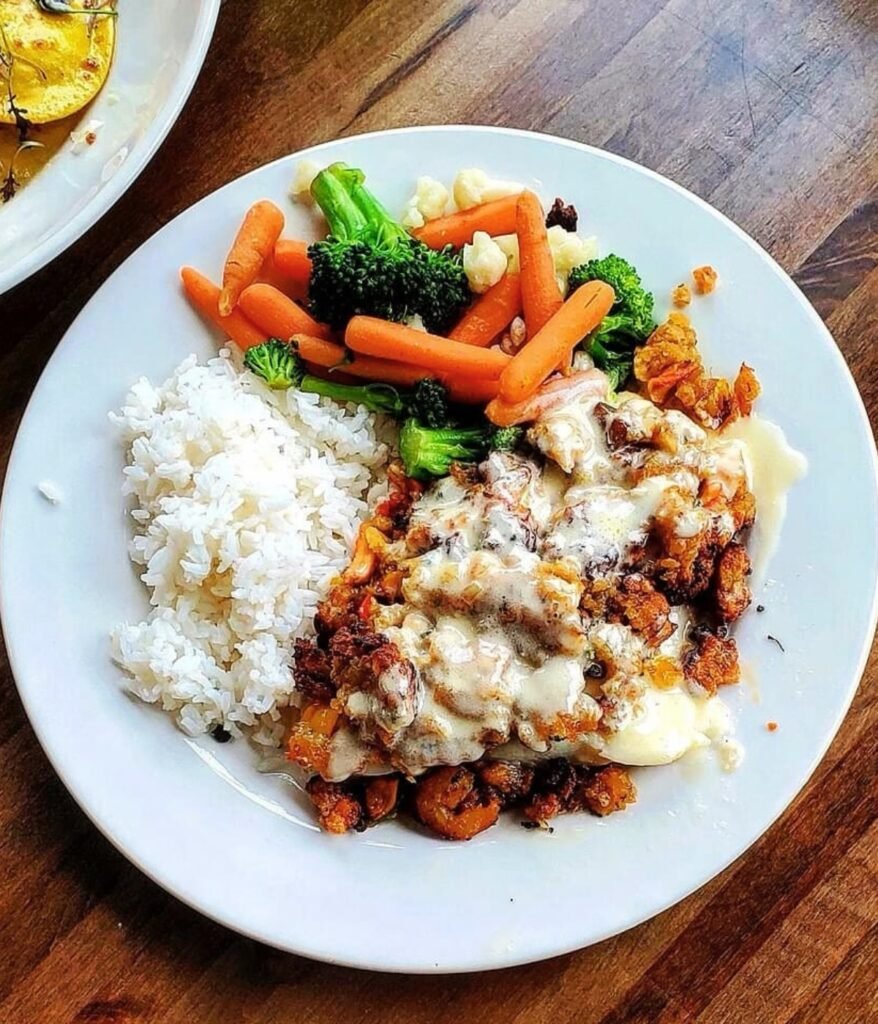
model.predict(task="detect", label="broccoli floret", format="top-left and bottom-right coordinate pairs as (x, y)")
top-left (399, 419), bottom-right (524, 480)
top-left (490, 425), bottom-right (524, 451)
top-left (568, 254), bottom-right (657, 390)
top-left (569, 254), bottom-right (656, 340)
top-left (243, 338), bottom-right (305, 389)
top-left (307, 163), bottom-right (470, 333)
top-left (408, 377), bottom-right (451, 428)
top-left (399, 420), bottom-right (489, 481)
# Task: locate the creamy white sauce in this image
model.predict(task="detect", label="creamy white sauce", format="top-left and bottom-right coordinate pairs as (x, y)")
top-left (330, 396), bottom-right (802, 779)
top-left (715, 734), bottom-right (746, 772)
top-left (722, 415), bottom-right (808, 584)
top-left (543, 476), bottom-right (670, 568)
top-left (528, 397), bottom-right (613, 477)
top-left (596, 689), bottom-right (731, 765)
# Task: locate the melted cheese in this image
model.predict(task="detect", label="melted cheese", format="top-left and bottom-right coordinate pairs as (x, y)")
top-left (596, 688), bottom-right (731, 765)
top-left (723, 415), bottom-right (807, 583)
top-left (331, 396), bottom-right (804, 779)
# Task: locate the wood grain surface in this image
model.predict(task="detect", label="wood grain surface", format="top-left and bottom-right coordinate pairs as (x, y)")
top-left (1, 1), bottom-right (877, 1021)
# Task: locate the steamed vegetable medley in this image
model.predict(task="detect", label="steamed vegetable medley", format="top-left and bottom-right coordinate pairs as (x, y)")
top-left (181, 161), bottom-right (672, 482)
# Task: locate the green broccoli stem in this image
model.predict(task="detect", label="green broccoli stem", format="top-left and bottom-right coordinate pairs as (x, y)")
top-left (299, 376), bottom-right (405, 417)
top-left (348, 185), bottom-right (410, 249)
top-left (310, 165), bottom-right (371, 242)
top-left (323, 162), bottom-right (410, 248)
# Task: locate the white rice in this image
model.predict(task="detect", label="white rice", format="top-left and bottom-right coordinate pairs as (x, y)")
top-left (111, 350), bottom-right (392, 745)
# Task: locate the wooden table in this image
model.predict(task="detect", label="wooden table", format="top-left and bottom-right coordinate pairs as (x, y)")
top-left (2, 1), bottom-right (877, 1020)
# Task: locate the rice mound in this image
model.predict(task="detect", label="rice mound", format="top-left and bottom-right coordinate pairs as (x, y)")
top-left (111, 351), bottom-right (391, 745)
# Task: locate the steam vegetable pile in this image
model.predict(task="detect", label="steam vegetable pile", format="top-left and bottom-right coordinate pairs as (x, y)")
top-left (114, 159), bottom-right (801, 840)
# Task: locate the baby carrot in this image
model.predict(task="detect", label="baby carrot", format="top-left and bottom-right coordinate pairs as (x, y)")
top-left (345, 316), bottom-right (511, 380)
top-left (444, 377), bottom-right (500, 404)
top-left (238, 282), bottom-right (331, 340)
top-left (447, 272), bottom-right (521, 347)
top-left (498, 280), bottom-right (615, 404)
top-left (412, 194), bottom-right (519, 250)
top-left (517, 191), bottom-right (563, 338)
top-left (273, 238), bottom-right (313, 286)
top-left (289, 336), bottom-right (425, 385)
top-left (486, 369), bottom-right (608, 427)
top-left (180, 266), bottom-right (268, 351)
top-left (219, 200), bottom-right (285, 316)
top-left (288, 334), bottom-right (347, 368)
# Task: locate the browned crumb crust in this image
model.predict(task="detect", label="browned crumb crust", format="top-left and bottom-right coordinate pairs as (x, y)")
top-left (672, 283), bottom-right (692, 308)
top-left (545, 197), bottom-right (578, 231)
top-left (633, 312), bottom-right (757, 429)
top-left (580, 764), bottom-right (638, 817)
top-left (652, 509), bottom-right (722, 606)
top-left (329, 623), bottom-right (405, 697)
top-left (608, 573), bottom-right (675, 647)
top-left (733, 363), bottom-right (760, 416)
top-left (729, 481), bottom-right (757, 532)
top-left (712, 541), bottom-right (752, 623)
top-left (292, 638), bottom-right (333, 703)
top-left (519, 760), bottom-right (637, 825)
top-left (414, 765), bottom-right (502, 840)
top-left (684, 631), bottom-right (740, 694)
top-left (304, 759), bottom-right (636, 838)
top-left (692, 264), bottom-right (718, 294)
top-left (305, 777), bottom-right (365, 834)
top-left (305, 775), bottom-right (402, 834)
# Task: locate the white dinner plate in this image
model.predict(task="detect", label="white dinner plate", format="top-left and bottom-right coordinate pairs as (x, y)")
top-left (0, 0), bottom-right (221, 295)
top-left (2, 127), bottom-right (877, 972)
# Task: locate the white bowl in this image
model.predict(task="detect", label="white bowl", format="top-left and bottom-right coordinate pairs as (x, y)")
top-left (0, 0), bottom-right (221, 295)
top-left (2, 127), bottom-right (877, 972)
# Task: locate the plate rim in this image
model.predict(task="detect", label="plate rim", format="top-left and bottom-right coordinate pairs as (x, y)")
top-left (0, 0), bottom-right (222, 297)
top-left (2, 123), bottom-right (877, 972)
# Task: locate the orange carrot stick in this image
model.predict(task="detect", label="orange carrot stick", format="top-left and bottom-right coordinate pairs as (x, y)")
top-left (341, 360), bottom-right (496, 403)
top-left (180, 267), bottom-right (268, 351)
top-left (289, 335), bottom-right (427, 386)
top-left (486, 369), bottom-right (608, 427)
top-left (517, 191), bottom-right (563, 339)
top-left (288, 334), bottom-right (346, 368)
top-left (447, 273), bottom-right (521, 347)
top-left (412, 195), bottom-right (519, 249)
top-left (444, 377), bottom-right (500, 405)
top-left (273, 238), bottom-right (313, 286)
top-left (345, 316), bottom-right (511, 380)
top-left (219, 200), bottom-right (285, 315)
top-left (499, 280), bottom-right (615, 404)
top-left (341, 356), bottom-right (430, 388)
top-left (238, 282), bottom-right (331, 340)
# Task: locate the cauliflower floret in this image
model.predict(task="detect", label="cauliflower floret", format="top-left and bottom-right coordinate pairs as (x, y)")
top-left (572, 349), bottom-right (596, 373)
top-left (463, 231), bottom-right (509, 294)
top-left (289, 159), bottom-right (321, 205)
top-left (405, 313), bottom-right (427, 332)
top-left (401, 176), bottom-right (450, 230)
top-left (453, 168), bottom-right (524, 211)
top-left (493, 233), bottom-right (520, 272)
top-left (548, 225), bottom-right (599, 295)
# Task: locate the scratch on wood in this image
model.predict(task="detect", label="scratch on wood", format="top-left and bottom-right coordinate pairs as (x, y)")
top-left (739, 10), bottom-right (757, 139)
top-left (349, 2), bottom-right (478, 123)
